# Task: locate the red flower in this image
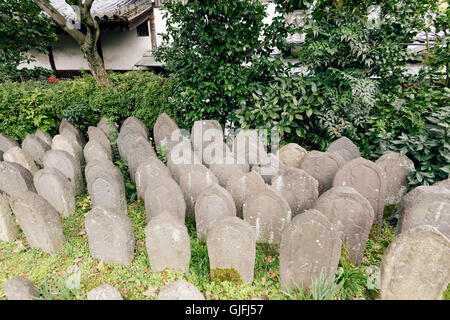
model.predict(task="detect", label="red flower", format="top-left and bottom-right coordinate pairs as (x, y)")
top-left (48, 76), bottom-right (60, 84)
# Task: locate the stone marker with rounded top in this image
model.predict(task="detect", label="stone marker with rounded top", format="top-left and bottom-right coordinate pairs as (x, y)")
top-left (375, 152), bottom-right (415, 204)
top-left (278, 143), bottom-right (307, 168)
top-left (3, 146), bottom-right (38, 175)
top-left (272, 166), bottom-right (319, 217)
top-left (10, 191), bottom-right (65, 254)
top-left (145, 213), bottom-right (191, 274)
top-left (232, 129), bottom-right (267, 166)
top-left (226, 171), bottom-right (266, 218)
top-left (299, 150), bottom-right (345, 194)
top-left (207, 217), bottom-right (256, 283)
top-left (116, 126), bottom-right (146, 162)
top-left (87, 284), bottom-right (122, 300)
top-left (191, 120), bottom-right (223, 155)
top-left (144, 176), bottom-right (186, 224)
top-left (280, 209), bottom-right (342, 290)
top-left (21, 134), bottom-right (50, 168)
top-left (434, 178), bottom-right (450, 191)
top-left (59, 119), bottom-right (86, 147)
top-left (127, 136), bottom-right (157, 181)
top-left (326, 136), bottom-right (360, 162)
top-left (251, 153), bottom-right (283, 184)
top-left (97, 117), bottom-right (119, 142)
top-left (243, 185), bottom-right (292, 244)
top-left (333, 157), bottom-right (387, 228)
top-left (35, 130), bottom-right (52, 147)
top-left (154, 113), bottom-right (179, 149)
top-left (167, 142), bottom-right (201, 183)
top-left (313, 186), bottom-right (374, 265)
top-left (83, 140), bottom-right (112, 163)
top-left (179, 164), bottom-right (218, 219)
top-left (200, 140), bottom-right (232, 167)
top-left (52, 134), bottom-right (84, 165)
top-left (0, 134), bottom-right (19, 154)
top-left (0, 193), bottom-right (19, 242)
top-left (87, 126), bottom-right (111, 154)
top-left (3, 277), bottom-right (40, 300)
top-left (85, 159), bottom-right (127, 216)
top-left (136, 157), bottom-right (172, 200)
top-left (44, 149), bottom-right (83, 195)
top-left (397, 185), bottom-right (450, 238)
top-left (160, 128), bottom-right (192, 155)
top-left (121, 116), bottom-right (149, 139)
top-left (157, 280), bottom-right (205, 300)
top-left (33, 167), bottom-right (75, 217)
top-left (0, 161), bottom-right (35, 198)
top-left (195, 184), bottom-right (236, 242)
top-left (208, 153), bottom-right (249, 187)
top-left (380, 225), bottom-right (450, 300)
top-left (85, 206), bottom-right (135, 266)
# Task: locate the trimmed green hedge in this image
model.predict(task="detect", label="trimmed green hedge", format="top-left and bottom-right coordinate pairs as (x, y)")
top-left (0, 71), bottom-right (174, 141)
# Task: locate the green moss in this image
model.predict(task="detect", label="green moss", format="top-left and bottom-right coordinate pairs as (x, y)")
top-left (257, 243), bottom-right (279, 256)
top-left (363, 221), bottom-right (396, 267)
top-left (383, 203), bottom-right (399, 219)
top-left (210, 268), bottom-right (242, 284)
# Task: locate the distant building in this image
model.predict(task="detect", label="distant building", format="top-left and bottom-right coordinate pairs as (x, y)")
top-left (21, 0), bottom-right (168, 77)
top-left (21, 0), bottom-right (441, 78)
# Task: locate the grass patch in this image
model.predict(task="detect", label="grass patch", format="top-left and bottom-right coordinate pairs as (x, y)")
top-left (0, 195), bottom-right (442, 300)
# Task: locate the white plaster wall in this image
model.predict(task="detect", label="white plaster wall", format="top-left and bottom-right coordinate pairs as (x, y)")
top-left (101, 28), bottom-right (151, 70)
top-left (52, 33), bottom-right (89, 70)
top-left (18, 50), bottom-right (51, 70)
top-left (154, 8), bottom-right (167, 48)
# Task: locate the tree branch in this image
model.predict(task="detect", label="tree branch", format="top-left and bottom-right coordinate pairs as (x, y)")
top-left (83, 0), bottom-right (95, 12)
top-left (33, 0), bottom-right (85, 44)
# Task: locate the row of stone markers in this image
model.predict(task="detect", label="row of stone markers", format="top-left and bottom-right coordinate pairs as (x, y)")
top-left (0, 119), bottom-right (90, 255)
top-left (0, 111), bottom-right (449, 300)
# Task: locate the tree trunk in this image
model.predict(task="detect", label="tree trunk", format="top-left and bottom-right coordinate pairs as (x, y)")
top-left (81, 41), bottom-right (114, 87)
top-left (33, 0), bottom-right (114, 87)
top-left (79, 4), bottom-right (114, 88)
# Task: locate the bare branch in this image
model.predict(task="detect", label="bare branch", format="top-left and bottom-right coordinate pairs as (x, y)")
top-left (33, 0), bottom-right (85, 44)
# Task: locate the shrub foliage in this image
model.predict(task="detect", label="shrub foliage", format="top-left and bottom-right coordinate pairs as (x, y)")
top-left (0, 71), bottom-right (173, 141)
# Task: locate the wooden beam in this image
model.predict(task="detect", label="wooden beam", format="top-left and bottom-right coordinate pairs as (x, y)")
top-left (127, 7), bottom-right (153, 30)
top-left (47, 46), bottom-right (57, 72)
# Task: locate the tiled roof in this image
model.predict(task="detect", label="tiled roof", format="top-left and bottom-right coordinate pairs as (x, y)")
top-left (50, 0), bottom-right (153, 24)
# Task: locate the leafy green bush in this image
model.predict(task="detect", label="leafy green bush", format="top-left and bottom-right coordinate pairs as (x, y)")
top-left (0, 71), bottom-right (174, 141)
top-left (359, 72), bottom-right (450, 189)
top-left (0, 0), bottom-right (57, 82)
top-left (235, 73), bottom-right (373, 151)
top-left (237, 0), bottom-right (449, 188)
top-left (154, 0), bottom-right (294, 128)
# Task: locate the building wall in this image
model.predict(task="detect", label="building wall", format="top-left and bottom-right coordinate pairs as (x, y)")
top-left (101, 28), bottom-right (151, 70)
top-left (19, 49), bottom-right (51, 70)
top-left (21, 4), bottom-right (277, 72)
top-left (154, 8), bottom-right (167, 48)
top-left (21, 22), bottom-right (153, 71)
top-left (52, 34), bottom-right (90, 70)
